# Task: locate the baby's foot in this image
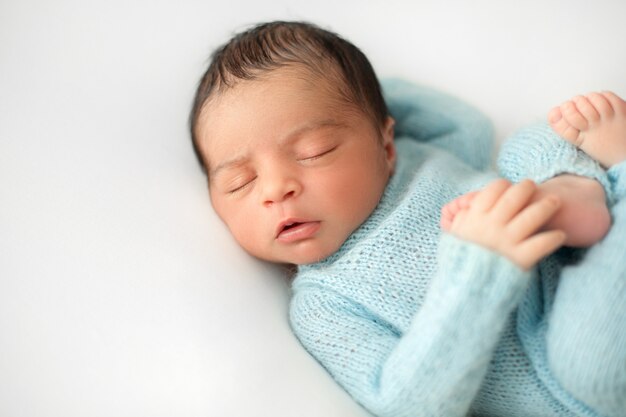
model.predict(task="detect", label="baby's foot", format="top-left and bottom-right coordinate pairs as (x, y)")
top-left (548, 91), bottom-right (626, 167)
top-left (440, 191), bottom-right (478, 232)
top-left (536, 174), bottom-right (611, 247)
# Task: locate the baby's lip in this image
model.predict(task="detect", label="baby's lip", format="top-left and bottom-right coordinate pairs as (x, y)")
top-left (276, 221), bottom-right (321, 243)
top-left (275, 218), bottom-right (319, 239)
top-left (275, 218), bottom-right (308, 237)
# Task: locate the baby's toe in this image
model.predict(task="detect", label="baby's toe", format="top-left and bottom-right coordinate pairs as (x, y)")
top-left (601, 91), bottom-right (626, 117)
top-left (561, 100), bottom-right (589, 131)
top-left (549, 107), bottom-right (581, 144)
top-left (587, 92), bottom-right (614, 118)
top-left (572, 95), bottom-right (600, 125)
top-left (548, 106), bottom-right (563, 124)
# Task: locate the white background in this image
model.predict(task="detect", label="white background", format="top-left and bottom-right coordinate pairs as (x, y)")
top-left (1, 1), bottom-right (625, 416)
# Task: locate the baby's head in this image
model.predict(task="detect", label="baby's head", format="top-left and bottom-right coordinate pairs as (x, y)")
top-left (190, 21), bottom-right (396, 265)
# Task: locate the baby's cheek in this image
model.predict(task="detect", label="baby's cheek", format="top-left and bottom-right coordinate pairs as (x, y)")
top-left (234, 229), bottom-right (266, 259)
top-left (221, 206), bottom-right (259, 253)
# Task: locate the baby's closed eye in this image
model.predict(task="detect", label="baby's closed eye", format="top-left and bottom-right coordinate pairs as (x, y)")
top-left (297, 145), bottom-right (338, 162)
top-left (222, 173), bottom-right (257, 195)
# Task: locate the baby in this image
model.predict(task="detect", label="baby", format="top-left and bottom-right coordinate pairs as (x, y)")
top-left (190, 21), bottom-right (626, 417)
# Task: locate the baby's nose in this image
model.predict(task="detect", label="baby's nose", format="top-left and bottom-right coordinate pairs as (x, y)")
top-left (261, 178), bottom-right (301, 207)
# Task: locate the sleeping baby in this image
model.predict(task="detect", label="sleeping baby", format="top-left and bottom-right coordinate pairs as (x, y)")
top-left (189, 21), bottom-right (626, 417)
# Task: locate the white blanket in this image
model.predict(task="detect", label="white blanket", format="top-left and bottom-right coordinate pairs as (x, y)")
top-left (1, 1), bottom-right (625, 416)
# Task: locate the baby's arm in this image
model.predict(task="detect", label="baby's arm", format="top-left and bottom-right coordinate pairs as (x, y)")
top-left (382, 78), bottom-right (494, 171)
top-left (291, 237), bottom-right (531, 417)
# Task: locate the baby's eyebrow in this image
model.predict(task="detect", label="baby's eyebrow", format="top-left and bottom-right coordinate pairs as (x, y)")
top-left (210, 156), bottom-right (248, 179)
top-left (282, 119), bottom-right (346, 143)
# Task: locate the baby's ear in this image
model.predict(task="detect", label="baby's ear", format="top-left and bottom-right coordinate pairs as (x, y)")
top-left (382, 116), bottom-right (396, 173)
top-left (383, 116), bottom-right (395, 141)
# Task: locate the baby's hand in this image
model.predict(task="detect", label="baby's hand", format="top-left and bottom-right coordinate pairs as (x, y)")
top-left (443, 179), bottom-right (566, 270)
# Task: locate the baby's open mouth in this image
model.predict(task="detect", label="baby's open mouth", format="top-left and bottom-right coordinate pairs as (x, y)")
top-left (281, 222), bottom-right (302, 232)
top-left (276, 220), bottom-right (321, 242)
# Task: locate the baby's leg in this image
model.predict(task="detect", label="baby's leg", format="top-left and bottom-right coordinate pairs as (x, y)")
top-left (445, 93), bottom-right (625, 246)
top-left (545, 196), bottom-right (626, 417)
top-left (549, 91), bottom-right (626, 168)
top-left (441, 177), bottom-right (610, 248)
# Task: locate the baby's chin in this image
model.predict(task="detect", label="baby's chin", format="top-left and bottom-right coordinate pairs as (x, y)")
top-left (254, 243), bottom-right (340, 266)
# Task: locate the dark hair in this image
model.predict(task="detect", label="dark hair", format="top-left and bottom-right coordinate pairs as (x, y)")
top-left (189, 21), bottom-right (388, 173)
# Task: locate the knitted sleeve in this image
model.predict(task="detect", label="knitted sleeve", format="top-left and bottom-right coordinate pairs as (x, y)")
top-left (609, 161), bottom-right (626, 201)
top-left (382, 78), bottom-right (494, 171)
top-left (544, 161), bottom-right (626, 417)
top-left (497, 123), bottom-right (615, 203)
top-left (290, 235), bottom-right (530, 417)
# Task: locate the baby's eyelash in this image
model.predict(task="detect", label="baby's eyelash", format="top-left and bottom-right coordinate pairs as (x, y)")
top-left (228, 177), bottom-right (256, 194)
top-left (300, 146), bottom-right (337, 161)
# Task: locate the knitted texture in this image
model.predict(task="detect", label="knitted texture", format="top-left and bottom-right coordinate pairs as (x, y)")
top-left (289, 79), bottom-right (626, 417)
top-left (497, 123), bottom-right (614, 204)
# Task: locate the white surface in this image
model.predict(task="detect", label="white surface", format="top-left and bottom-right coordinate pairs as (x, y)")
top-left (1, 1), bottom-right (625, 416)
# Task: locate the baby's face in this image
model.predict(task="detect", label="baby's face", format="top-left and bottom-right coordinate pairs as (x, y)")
top-left (197, 68), bottom-right (395, 264)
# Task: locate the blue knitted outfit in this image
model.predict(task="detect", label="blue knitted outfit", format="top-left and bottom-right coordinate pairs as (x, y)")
top-left (289, 79), bottom-right (626, 417)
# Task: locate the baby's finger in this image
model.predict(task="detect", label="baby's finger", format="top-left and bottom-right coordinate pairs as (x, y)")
top-left (440, 205), bottom-right (453, 231)
top-left (490, 179), bottom-right (536, 224)
top-left (457, 190), bottom-right (479, 210)
top-left (470, 179), bottom-right (511, 212)
top-left (506, 195), bottom-right (561, 242)
top-left (514, 230), bottom-right (567, 271)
